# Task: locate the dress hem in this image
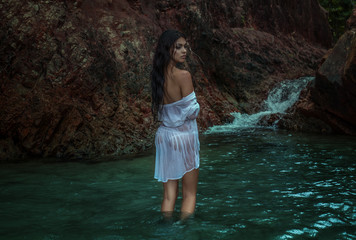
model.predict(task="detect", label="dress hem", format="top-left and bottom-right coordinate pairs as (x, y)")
top-left (154, 165), bottom-right (200, 183)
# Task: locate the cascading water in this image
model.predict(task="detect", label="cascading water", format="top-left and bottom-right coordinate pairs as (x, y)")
top-left (205, 76), bottom-right (314, 134)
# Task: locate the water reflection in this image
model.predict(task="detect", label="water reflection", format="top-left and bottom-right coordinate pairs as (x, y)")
top-left (0, 129), bottom-right (355, 239)
top-left (199, 129), bottom-right (355, 239)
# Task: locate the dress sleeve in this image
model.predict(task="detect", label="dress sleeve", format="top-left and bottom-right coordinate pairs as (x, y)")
top-left (180, 92), bottom-right (200, 121)
top-left (186, 98), bottom-right (200, 120)
top-left (159, 91), bottom-right (200, 127)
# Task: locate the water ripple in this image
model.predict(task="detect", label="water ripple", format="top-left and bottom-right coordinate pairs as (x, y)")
top-left (1, 130), bottom-right (355, 239)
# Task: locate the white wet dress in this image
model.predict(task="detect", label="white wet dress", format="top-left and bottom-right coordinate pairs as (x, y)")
top-left (154, 91), bottom-right (200, 182)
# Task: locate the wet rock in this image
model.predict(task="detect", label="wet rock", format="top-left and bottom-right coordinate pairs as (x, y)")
top-left (280, 8), bottom-right (356, 135)
top-left (0, 0), bottom-right (332, 161)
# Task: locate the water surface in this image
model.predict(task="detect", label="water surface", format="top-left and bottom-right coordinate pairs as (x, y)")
top-left (1, 129), bottom-right (355, 239)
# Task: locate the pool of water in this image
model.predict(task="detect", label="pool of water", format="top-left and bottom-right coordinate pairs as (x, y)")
top-left (0, 129), bottom-right (355, 239)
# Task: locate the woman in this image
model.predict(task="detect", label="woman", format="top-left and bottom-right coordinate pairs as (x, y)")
top-left (151, 30), bottom-right (200, 220)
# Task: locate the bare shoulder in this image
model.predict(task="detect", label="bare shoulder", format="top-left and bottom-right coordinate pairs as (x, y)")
top-left (173, 69), bottom-right (193, 96)
top-left (174, 69), bottom-right (192, 83)
top-left (173, 69), bottom-right (193, 95)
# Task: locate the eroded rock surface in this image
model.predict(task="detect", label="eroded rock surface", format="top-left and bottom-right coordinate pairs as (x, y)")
top-left (280, 8), bottom-right (356, 135)
top-left (0, 0), bottom-right (331, 161)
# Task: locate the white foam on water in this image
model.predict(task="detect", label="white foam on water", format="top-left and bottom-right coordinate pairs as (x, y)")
top-left (205, 76), bottom-right (314, 134)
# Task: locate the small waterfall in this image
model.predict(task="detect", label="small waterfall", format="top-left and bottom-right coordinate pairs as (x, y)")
top-left (205, 76), bottom-right (314, 134)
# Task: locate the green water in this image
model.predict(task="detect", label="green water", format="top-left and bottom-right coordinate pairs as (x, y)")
top-left (0, 129), bottom-right (355, 240)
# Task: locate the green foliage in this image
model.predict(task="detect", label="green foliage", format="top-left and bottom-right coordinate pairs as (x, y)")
top-left (318, 0), bottom-right (356, 42)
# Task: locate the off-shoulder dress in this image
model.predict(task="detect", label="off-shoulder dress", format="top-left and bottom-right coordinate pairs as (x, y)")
top-left (154, 91), bottom-right (200, 182)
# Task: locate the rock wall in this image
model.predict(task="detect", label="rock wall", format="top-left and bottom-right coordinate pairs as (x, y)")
top-left (0, 0), bottom-right (331, 161)
top-left (280, 7), bottom-right (356, 135)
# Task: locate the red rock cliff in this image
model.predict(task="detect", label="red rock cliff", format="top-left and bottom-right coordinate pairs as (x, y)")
top-left (280, 7), bottom-right (356, 135)
top-left (0, 0), bottom-right (331, 161)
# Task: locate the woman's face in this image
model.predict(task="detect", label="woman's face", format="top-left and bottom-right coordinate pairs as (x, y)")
top-left (171, 37), bottom-right (188, 63)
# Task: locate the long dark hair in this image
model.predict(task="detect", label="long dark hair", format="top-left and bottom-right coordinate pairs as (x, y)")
top-left (151, 30), bottom-right (186, 120)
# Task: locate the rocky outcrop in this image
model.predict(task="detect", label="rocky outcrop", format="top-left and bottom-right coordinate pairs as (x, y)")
top-left (280, 7), bottom-right (356, 135)
top-left (181, 0), bottom-right (331, 113)
top-left (0, 0), bottom-right (331, 161)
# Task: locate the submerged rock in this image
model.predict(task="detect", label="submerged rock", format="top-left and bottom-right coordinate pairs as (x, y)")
top-left (0, 0), bottom-right (331, 161)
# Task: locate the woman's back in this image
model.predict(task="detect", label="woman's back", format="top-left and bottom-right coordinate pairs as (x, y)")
top-left (163, 67), bottom-right (193, 105)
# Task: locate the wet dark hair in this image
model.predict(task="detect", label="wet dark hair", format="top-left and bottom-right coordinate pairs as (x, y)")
top-left (151, 30), bottom-right (186, 120)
